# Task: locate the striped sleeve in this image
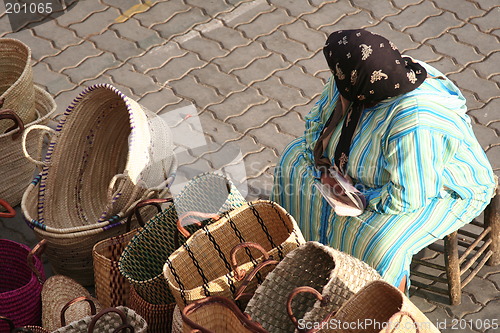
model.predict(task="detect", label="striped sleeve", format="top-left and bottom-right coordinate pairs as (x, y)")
top-left (365, 128), bottom-right (461, 214)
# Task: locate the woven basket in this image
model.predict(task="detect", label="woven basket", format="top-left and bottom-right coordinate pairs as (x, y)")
top-left (244, 241), bottom-right (381, 333)
top-left (51, 306), bottom-right (147, 333)
top-left (21, 176), bottom-right (165, 286)
top-left (0, 239), bottom-right (46, 331)
top-left (0, 317), bottom-right (50, 333)
top-left (0, 85), bottom-right (56, 209)
top-left (119, 172), bottom-right (247, 305)
top-left (41, 275), bottom-right (102, 331)
top-left (93, 198), bottom-right (172, 308)
top-left (181, 297), bottom-right (267, 333)
top-left (128, 285), bottom-right (175, 333)
top-left (164, 200), bottom-right (306, 310)
top-left (302, 280), bottom-right (440, 333)
top-left (0, 38), bottom-right (36, 134)
top-left (171, 306), bottom-right (183, 333)
top-left (22, 83), bottom-right (176, 234)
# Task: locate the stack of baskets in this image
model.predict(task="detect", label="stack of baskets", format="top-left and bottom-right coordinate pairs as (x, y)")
top-left (0, 38), bottom-right (56, 210)
top-left (21, 83), bottom-right (177, 286)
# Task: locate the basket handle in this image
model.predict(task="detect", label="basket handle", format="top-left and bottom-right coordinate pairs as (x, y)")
top-left (0, 109), bottom-right (24, 140)
top-left (287, 286), bottom-right (333, 333)
top-left (230, 242), bottom-right (271, 281)
top-left (27, 239), bottom-right (47, 284)
top-left (60, 296), bottom-right (97, 326)
top-left (21, 124), bottom-right (57, 166)
top-left (181, 296), bottom-right (267, 333)
top-left (0, 316), bottom-right (15, 331)
top-left (126, 198), bottom-right (173, 232)
top-left (382, 311), bottom-right (421, 333)
top-left (0, 199), bottom-right (16, 218)
top-left (174, 211), bottom-right (220, 248)
top-left (87, 308), bottom-right (127, 333)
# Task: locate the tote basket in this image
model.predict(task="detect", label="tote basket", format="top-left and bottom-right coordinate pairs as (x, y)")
top-left (0, 317), bottom-right (50, 333)
top-left (22, 83), bottom-right (176, 234)
top-left (288, 280), bottom-right (440, 333)
top-left (93, 198), bottom-right (172, 308)
top-left (119, 172), bottom-right (246, 305)
top-left (41, 275), bottom-right (102, 331)
top-left (0, 38), bottom-right (36, 134)
top-left (163, 200), bottom-right (306, 310)
top-left (0, 239), bottom-right (46, 331)
top-left (181, 296), bottom-right (267, 333)
top-left (21, 175), bottom-right (168, 286)
top-left (244, 241), bottom-right (381, 333)
top-left (128, 284), bottom-right (176, 333)
top-left (0, 85), bottom-right (56, 209)
top-left (51, 306), bottom-right (147, 333)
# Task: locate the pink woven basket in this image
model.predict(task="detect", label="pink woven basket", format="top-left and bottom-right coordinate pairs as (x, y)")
top-left (0, 239), bottom-right (46, 331)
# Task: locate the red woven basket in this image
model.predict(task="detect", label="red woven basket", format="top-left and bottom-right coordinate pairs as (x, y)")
top-left (0, 239), bottom-right (46, 331)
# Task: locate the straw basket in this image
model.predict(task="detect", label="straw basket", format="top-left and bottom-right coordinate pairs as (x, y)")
top-left (93, 198), bottom-right (172, 308)
top-left (171, 306), bottom-right (183, 333)
top-left (0, 38), bottom-right (36, 134)
top-left (164, 200), bottom-right (306, 310)
top-left (51, 307), bottom-right (147, 333)
top-left (0, 239), bottom-right (46, 331)
top-left (22, 83), bottom-right (176, 234)
top-left (244, 241), bottom-right (382, 333)
top-left (0, 86), bottom-right (56, 209)
top-left (41, 275), bottom-right (102, 331)
top-left (119, 172), bottom-right (247, 305)
top-left (181, 297), bottom-right (267, 333)
top-left (290, 281), bottom-right (440, 333)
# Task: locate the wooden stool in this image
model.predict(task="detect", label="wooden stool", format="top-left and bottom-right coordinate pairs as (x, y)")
top-left (411, 186), bottom-right (499, 305)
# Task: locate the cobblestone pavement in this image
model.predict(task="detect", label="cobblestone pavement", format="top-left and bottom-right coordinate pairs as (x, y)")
top-left (0, 0), bottom-right (499, 331)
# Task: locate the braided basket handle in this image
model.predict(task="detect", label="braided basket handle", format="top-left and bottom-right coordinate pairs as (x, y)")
top-left (182, 296), bottom-right (267, 333)
top-left (0, 109), bottom-right (24, 140)
top-left (87, 308), bottom-right (127, 333)
top-left (60, 296), bottom-right (97, 326)
top-left (27, 239), bottom-right (46, 284)
top-left (0, 199), bottom-right (16, 218)
top-left (126, 198), bottom-right (173, 232)
top-left (21, 124), bottom-right (57, 166)
top-left (287, 286), bottom-right (334, 333)
top-left (174, 211), bottom-right (220, 248)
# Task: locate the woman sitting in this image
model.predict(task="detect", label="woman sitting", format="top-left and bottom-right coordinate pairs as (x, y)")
top-left (271, 29), bottom-right (496, 293)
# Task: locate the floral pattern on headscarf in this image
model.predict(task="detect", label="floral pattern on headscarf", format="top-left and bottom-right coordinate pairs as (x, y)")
top-left (323, 29), bottom-right (427, 103)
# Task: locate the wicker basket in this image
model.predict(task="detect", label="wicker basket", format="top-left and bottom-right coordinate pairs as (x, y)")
top-left (128, 285), bottom-right (175, 333)
top-left (0, 85), bottom-right (56, 209)
top-left (0, 239), bottom-right (45, 331)
top-left (164, 200), bottom-right (306, 310)
top-left (51, 306), bottom-right (147, 333)
top-left (0, 38), bottom-right (36, 134)
top-left (245, 241), bottom-right (382, 333)
top-left (93, 198), bottom-right (172, 308)
top-left (301, 280), bottom-right (441, 333)
top-left (22, 83), bottom-right (176, 234)
top-left (41, 275), bottom-right (102, 331)
top-left (171, 306), bottom-right (183, 333)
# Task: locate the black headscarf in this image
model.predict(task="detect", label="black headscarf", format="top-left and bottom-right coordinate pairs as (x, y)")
top-left (314, 29), bottom-right (427, 175)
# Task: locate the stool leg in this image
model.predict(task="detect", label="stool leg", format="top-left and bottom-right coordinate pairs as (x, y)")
top-left (485, 190), bottom-right (500, 266)
top-left (444, 231), bottom-right (461, 305)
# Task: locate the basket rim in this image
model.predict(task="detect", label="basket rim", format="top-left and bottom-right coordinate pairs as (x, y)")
top-left (0, 38), bottom-right (32, 101)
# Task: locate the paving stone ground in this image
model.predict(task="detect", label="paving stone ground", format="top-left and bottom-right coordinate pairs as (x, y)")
top-left (0, 0), bottom-right (498, 331)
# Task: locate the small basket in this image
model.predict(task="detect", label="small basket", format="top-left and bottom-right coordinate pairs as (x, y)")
top-left (0, 38), bottom-right (36, 134)
top-left (245, 241), bottom-right (382, 333)
top-left (52, 306), bottom-right (147, 333)
top-left (41, 275), bottom-right (102, 331)
top-left (0, 85), bottom-right (56, 209)
top-left (164, 200), bottom-right (306, 310)
top-left (0, 239), bottom-right (46, 331)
